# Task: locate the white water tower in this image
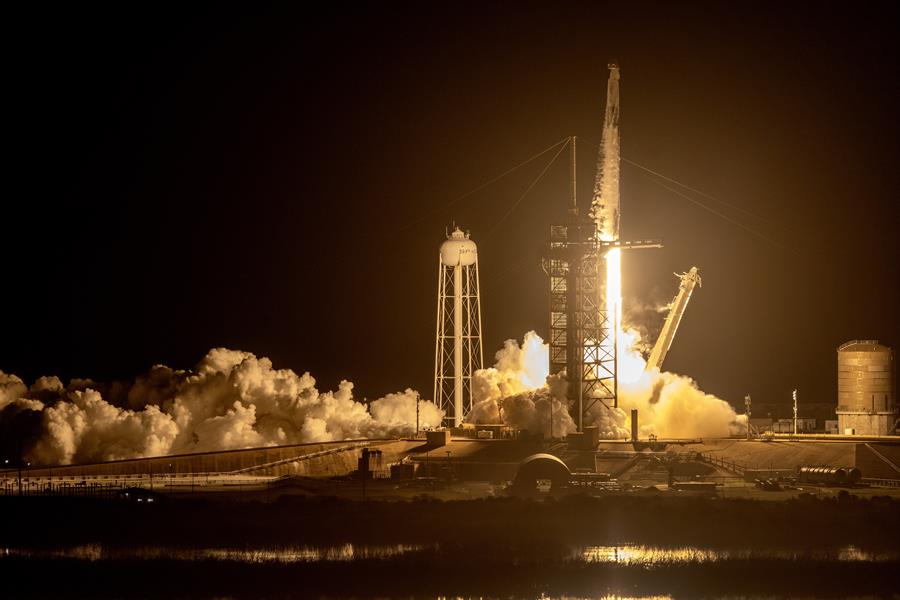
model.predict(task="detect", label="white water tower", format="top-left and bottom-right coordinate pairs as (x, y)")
top-left (434, 227), bottom-right (484, 427)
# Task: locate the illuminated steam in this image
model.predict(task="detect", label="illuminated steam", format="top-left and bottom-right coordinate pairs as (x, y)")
top-left (469, 331), bottom-right (575, 436)
top-left (0, 350), bottom-right (442, 466)
top-left (468, 331), bottom-right (746, 440)
top-left (3, 329), bottom-right (744, 466)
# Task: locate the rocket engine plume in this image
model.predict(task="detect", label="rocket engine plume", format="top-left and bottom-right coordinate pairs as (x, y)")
top-left (590, 62), bottom-right (625, 413)
top-left (467, 332), bottom-right (746, 440)
top-left (471, 63), bottom-right (742, 439)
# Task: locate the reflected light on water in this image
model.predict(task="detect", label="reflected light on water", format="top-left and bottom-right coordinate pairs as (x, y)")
top-left (532, 596), bottom-right (673, 600)
top-left (5, 543), bottom-right (897, 565)
top-left (3, 543), bottom-right (424, 563)
top-left (578, 544), bottom-right (898, 564)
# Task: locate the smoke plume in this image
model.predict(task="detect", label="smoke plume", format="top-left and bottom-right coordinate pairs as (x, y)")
top-left (469, 332), bottom-right (575, 436)
top-left (0, 350), bottom-right (442, 466)
top-left (2, 325), bottom-right (746, 466)
top-left (468, 330), bottom-right (746, 440)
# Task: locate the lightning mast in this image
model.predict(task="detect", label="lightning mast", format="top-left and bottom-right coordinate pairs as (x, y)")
top-left (546, 137), bottom-right (605, 432)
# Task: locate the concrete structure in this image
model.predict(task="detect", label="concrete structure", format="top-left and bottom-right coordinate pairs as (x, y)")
top-left (773, 418), bottom-right (816, 434)
top-left (6, 437), bottom-right (900, 498)
top-left (426, 429), bottom-right (451, 447)
top-left (434, 227), bottom-right (483, 427)
top-left (749, 417), bottom-right (774, 432)
top-left (1, 439), bottom-right (411, 480)
top-left (836, 340), bottom-right (896, 436)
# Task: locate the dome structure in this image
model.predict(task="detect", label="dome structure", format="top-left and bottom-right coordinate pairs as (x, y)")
top-left (512, 453), bottom-right (571, 491)
top-left (439, 227), bottom-right (477, 267)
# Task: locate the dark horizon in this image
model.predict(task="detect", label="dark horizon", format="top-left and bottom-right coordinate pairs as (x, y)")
top-left (5, 3), bottom-right (899, 411)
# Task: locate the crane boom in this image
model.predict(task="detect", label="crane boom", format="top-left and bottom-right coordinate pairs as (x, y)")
top-left (646, 267), bottom-right (702, 371)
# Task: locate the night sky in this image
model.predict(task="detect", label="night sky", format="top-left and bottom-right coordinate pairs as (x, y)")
top-left (6, 3), bottom-right (899, 416)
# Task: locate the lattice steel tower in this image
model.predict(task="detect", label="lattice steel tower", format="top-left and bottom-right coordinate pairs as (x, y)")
top-left (434, 227), bottom-right (484, 427)
top-left (545, 138), bottom-right (617, 431)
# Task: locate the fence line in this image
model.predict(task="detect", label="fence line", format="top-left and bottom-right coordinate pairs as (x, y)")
top-left (699, 452), bottom-right (747, 475)
top-left (0, 473), bottom-right (282, 497)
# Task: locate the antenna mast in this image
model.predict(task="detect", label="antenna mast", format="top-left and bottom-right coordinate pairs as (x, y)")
top-left (569, 136), bottom-right (578, 215)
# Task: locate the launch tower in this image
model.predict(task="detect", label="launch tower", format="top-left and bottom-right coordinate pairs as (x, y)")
top-left (546, 142), bottom-right (615, 431)
top-left (546, 63), bottom-right (660, 432)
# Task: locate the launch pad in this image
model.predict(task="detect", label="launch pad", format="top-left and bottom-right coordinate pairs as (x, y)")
top-left (5, 435), bottom-right (900, 501)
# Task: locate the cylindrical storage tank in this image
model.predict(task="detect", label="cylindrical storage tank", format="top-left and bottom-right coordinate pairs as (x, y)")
top-left (837, 341), bottom-right (894, 413)
top-left (833, 467), bottom-right (847, 485)
top-left (798, 466), bottom-right (848, 485)
top-left (440, 227), bottom-right (478, 266)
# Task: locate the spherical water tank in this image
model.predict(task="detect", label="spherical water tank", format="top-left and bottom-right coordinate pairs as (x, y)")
top-left (837, 340), bottom-right (894, 413)
top-left (440, 227), bottom-right (477, 267)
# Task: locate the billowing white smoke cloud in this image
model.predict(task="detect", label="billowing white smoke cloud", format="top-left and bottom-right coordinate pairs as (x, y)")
top-left (604, 328), bottom-right (747, 439)
top-left (33, 389), bottom-right (179, 465)
top-left (468, 331), bottom-right (576, 437)
top-left (4, 323), bottom-right (745, 465)
top-left (1, 371), bottom-right (29, 411)
top-left (467, 330), bottom-right (745, 440)
top-left (2, 350), bottom-right (443, 466)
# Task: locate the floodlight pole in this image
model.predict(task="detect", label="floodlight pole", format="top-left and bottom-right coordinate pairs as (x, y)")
top-left (792, 389), bottom-right (798, 436)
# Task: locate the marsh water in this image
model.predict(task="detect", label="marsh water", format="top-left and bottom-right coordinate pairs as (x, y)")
top-left (5, 542), bottom-right (898, 564)
top-left (4, 542), bottom-right (898, 599)
top-left (3, 494), bottom-right (897, 598)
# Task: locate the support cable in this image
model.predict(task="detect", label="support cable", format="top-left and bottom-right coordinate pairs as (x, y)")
top-left (483, 254), bottom-right (534, 285)
top-left (646, 177), bottom-right (798, 254)
top-left (398, 137), bottom-right (570, 233)
top-left (486, 138), bottom-right (569, 237)
top-left (621, 157), bottom-right (768, 224)
top-left (580, 137), bottom-right (795, 252)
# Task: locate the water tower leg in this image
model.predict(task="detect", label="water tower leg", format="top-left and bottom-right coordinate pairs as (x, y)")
top-left (453, 264), bottom-right (463, 427)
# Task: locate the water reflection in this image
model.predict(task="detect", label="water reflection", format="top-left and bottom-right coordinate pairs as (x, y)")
top-left (5, 543), bottom-right (897, 565)
top-left (577, 544), bottom-right (898, 564)
top-left (3, 543), bottom-right (424, 563)
top-left (536, 596), bottom-right (674, 600)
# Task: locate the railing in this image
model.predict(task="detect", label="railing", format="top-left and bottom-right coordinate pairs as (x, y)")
top-left (699, 453), bottom-right (746, 476)
top-left (861, 477), bottom-right (900, 488)
top-left (0, 473), bottom-right (283, 497)
top-left (229, 442), bottom-right (372, 474)
top-left (0, 480), bottom-right (123, 498)
top-left (837, 339), bottom-right (879, 351)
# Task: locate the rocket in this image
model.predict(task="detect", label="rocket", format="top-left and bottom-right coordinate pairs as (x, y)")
top-left (591, 62), bottom-right (621, 241)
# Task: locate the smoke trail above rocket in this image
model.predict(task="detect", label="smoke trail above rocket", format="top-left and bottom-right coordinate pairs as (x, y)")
top-left (591, 61), bottom-right (621, 241)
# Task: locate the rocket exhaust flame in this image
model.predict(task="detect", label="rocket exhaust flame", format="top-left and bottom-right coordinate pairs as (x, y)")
top-left (476, 64), bottom-right (743, 440)
top-left (467, 331), bottom-right (745, 440)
